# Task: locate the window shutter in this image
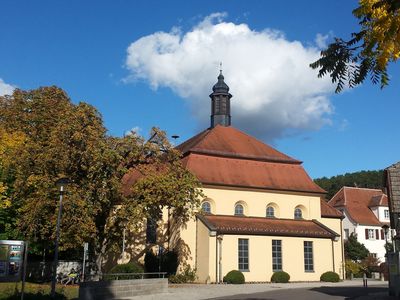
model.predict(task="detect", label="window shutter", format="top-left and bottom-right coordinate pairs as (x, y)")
top-left (375, 229), bottom-right (379, 239)
top-left (365, 229), bottom-right (369, 239)
top-left (381, 229), bottom-right (384, 240)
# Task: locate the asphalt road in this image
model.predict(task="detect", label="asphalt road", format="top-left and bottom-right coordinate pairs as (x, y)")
top-left (208, 285), bottom-right (393, 300)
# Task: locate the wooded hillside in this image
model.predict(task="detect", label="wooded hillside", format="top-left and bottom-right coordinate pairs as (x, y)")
top-left (314, 170), bottom-right (384, 200)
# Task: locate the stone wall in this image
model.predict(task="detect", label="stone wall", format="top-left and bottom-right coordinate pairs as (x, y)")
top-left (79, 278), bottom-right (168, 300)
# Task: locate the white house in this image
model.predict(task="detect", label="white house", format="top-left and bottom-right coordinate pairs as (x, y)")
top-left (329, 186), bottom-right (391, 262)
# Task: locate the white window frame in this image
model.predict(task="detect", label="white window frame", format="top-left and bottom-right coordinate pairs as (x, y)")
top-left (368, 229), bottom-right (375, 239)
top-left (384, 209), bottom-right (390, 219)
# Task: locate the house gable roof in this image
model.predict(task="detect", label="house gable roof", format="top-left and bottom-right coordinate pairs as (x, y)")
top-left (329, 187), bottom-right (386, 226)
top-left (320, 199), bottom-right (344, 219)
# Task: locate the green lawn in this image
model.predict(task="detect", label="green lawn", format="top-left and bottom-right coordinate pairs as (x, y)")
top-left (0, 282), bottom-right (78, 300)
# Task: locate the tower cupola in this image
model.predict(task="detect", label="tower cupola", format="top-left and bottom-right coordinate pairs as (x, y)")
top-left (210, 70), bottom-right (232, 127)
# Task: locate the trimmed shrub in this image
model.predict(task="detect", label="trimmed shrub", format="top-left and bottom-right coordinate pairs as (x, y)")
top-left (223, 270), bottom-right (245, 284)
top-left (271, 271), bottom-right (290, 283)
top-left (109, 262), bottom-right (143, 274)
top-left (168, 265), bottom-right (197, 283)
top-left (320, 271), bottom-right (340, 282)
top-left (105, 262), bottom-right (144, 280)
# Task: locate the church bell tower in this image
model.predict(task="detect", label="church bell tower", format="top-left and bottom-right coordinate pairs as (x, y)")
top-left (210, 70), bottom-right (232, 128)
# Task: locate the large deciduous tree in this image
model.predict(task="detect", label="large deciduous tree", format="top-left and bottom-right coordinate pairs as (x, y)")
top-left (310, 0), bottom-right (400, 92)
top-left (0, 87), bottom-right (120, 256)
top-left (0, 86), bottom-right (202, 271)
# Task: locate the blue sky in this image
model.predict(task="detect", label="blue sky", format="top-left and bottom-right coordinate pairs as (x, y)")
top-left (1, 0), bottom-right (399, 179)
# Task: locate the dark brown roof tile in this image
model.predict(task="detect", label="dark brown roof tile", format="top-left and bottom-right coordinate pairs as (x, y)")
top-left (198, 214), bottom-right (338, 238)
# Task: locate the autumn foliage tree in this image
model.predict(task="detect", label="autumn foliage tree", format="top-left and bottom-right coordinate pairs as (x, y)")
top-left (0, 87), bottom-right (121, 257)
top-left (310, 0), bottom-right (400, 92)
top-left (0, 86), bottom-right (202, 270)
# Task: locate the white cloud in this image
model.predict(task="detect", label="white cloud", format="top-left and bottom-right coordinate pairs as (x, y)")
top-left (125, 126), bottom-right (141, 136)
top-left (125, 13), bottom-right (335, 141)
top-left (315, 32), bottom-right (333, 49)
top-left (0, 78), bottom-right (15, 96)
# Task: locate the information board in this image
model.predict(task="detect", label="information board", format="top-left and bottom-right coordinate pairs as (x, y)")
top-left (0, 240), bottom-right (25, 282)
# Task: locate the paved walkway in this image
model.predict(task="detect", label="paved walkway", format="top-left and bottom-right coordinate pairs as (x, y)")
top-left (129, 280), bottom-right (392, 300)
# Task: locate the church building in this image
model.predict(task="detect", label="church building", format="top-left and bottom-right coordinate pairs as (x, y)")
top-left (124, 72), bottom-right (344, 282)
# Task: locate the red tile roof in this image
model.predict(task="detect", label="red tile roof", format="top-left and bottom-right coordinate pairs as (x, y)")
top-left (198, 214), bottom-right (338, 239)
top-left (177, 125), bottom-right (325, 194)
top-left (181, 153), bottom-right (325, 194)
top-left (369, 194), bottom-right (388, 207)
top-left (320, 199), bottom-right (344, 219)
top-left (177, 125), bottom-right (299, 163)
top-left (329, 187), bottom-right (387, 226)
top-left (122, 125), bottom-right (325, 197)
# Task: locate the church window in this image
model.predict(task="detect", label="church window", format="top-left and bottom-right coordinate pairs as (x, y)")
top-left (272, 240), bottom-right (282, 271)
top-left (238, 238), bottom-right (249, 271)
top-left (201, 201), bottom-right (211, 213)
top-left (266, 206), bottom-right (275, 218)
top-left (304, 241), bottom-right (314, 272)
top-left (294, 208), bottom-right (303, 219)
top-left (235, 204), bottom-right (244, 216)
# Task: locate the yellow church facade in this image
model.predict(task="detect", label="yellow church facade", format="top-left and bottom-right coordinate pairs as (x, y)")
top-left (123, 72), bottom-right (344, 283)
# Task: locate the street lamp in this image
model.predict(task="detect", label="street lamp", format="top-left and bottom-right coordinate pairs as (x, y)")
top-left (382, 224), bottom-right (390, 257)
top-left (51, 177), bottom-right (70, 298)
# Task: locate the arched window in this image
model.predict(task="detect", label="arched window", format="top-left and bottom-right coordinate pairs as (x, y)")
top-left (266, 206), bottom-right (275, 218)
top-left (294, 208), bottom-right (303, 219)
top-left (201, 201), bottom-right (211, 213)
top-left (235, 204), bottom-right (244, 216)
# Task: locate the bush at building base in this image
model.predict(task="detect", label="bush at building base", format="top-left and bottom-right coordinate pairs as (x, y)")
top-left (223, 270), bottom-right (245, 284)
top-left (320, 271), bottom-right (340, 282)
top-left (271, 271), bottom-right (290, 283)
top-left (105, 262), bottom-right (144, 280)
top-left (168, 265), bottom-right (197, 283)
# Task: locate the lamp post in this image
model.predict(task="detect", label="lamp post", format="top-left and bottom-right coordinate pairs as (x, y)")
top-left (51, 177), bottom-right (70, 298)
top-left (382, 224), bottom-right (390, 258)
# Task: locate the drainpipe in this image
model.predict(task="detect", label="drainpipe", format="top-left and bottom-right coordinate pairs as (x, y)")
top-left (340, 219), bottom-right (345, 280)
top-left (331, 238), bottom-right (335, 272)
top-left (217, 235), bottom-right (223, 283)
top-left (215, 235), bottom-right (218, 282)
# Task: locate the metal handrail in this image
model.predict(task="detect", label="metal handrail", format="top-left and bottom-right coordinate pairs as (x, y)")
top-left (101, 272), bottom-right (167, 281)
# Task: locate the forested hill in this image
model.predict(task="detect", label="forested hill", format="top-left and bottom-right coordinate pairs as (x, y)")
top-left (314, 170), bottom-right (384, 200)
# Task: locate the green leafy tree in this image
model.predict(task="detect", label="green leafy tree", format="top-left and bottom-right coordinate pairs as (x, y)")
top-left (310, 0), bottom-right (400, 92)
top-left (344, 233), bottom-right (370, 261)
top-left (314, 170), bottom-right (383, 200)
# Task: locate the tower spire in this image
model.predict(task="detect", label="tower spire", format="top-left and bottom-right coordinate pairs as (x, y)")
top-left (210, 69), bottom-right (232, 128)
